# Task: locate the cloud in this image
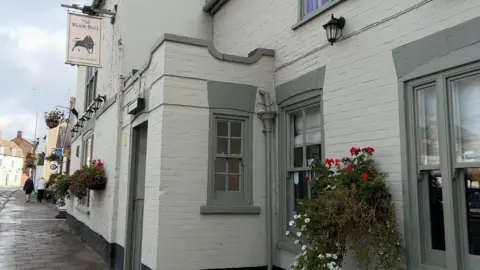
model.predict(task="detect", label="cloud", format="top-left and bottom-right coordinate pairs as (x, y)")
top-left (0, 1), bottom-right (76, 141)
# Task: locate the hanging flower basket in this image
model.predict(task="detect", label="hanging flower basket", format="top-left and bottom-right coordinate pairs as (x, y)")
top-left (83, 159), bottom-right (107, 191)
top-left (45, 109), bottom-right (64, 129)
top-left (45, 153), bottom-right (60, 162)
top-left (86, 175), bottom-right (107, 190)
top-left (25, 153), bottom-right (37, 169)
top-left (46, 119), bottom-right (60, 129)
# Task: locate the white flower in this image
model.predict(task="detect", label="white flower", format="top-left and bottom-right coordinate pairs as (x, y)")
top-left (294, 239), bottom-right (300, 244)
top-left (294, 214), bottom-right (300, 219)
top-left (318, 254), bottom-right (324, 258)
top-left (332, 254), bottom-right (338, 259)
top-left (301, 245), bottom-right (307, 251)
top-left (301, 225), bottom-right (306, 231)
top-left (303, 251), bottom-right (307, 255)
top-left (289, 220), bottom-right (295, 227)
top-left (297, 232), bottom-right (302, 237)
top-left (285, 231), bottom-right (290, 236)
top-left (293, 261), bottom-right (298, 267)
top-left (304, 218), bottom-right (310, 223)
top-left (326, 253), bottom-right (332, 258)
top-left (332, 185), bottom-right (336, 190)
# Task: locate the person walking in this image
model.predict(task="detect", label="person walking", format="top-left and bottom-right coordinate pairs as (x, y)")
top-left (35, 177), bottom-right (46, 203)
top-left (23, 178), bottom-right (34, 202)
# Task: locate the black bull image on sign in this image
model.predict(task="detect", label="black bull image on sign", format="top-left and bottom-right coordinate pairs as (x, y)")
top-left (72, 35), bottom-right (95, 54)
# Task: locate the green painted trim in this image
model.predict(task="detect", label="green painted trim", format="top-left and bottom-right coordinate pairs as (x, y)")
top-left (392, 16), bottom-right (480, 79)
top-left (277, 239), bottom-right (302, 254)
top-left (202, 81), bottom-right (258, 213)
top-left (292, 0), bottom-right (346, 30)
top-left (275, 66), bottom-right (325, 105)
top-left (207, 81), bottom-right (257, 113)
top-left (199, 205), bottom-right (261, 214)
top-left (276, 93), bottom-right (323, 253)
top-left (123, 34), bottom-right (274, 88)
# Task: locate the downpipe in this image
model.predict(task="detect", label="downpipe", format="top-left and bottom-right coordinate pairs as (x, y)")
top-left (257, 90), bottom-right (277, 270)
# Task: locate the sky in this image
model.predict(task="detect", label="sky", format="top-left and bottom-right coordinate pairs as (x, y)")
top-left (0, 0), bottom-right (90, 141)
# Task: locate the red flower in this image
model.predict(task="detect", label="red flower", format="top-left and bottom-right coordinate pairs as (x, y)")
top-left (303, 175), bottom-right (309, 181)
top-left (361, 172), bottom-right (369, 181)
top-left (96, 167), bottom-right (102, 173)
top-left (346, 165), bottom-right (354, 173)
top-left (350, 147), bottom-right (361, 156)
top-left (363, 147), bottom-right (375, 155)
top-left (325, 158), bottom-right (334, 167)
top-left (334, 159), bottom-right (341, 167)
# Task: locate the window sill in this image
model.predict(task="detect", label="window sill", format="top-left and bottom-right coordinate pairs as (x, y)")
top-left (292, 0), bottom-right (346, 30)
top-left (277, 238), bottom-right (301, 253)
top-left (76, 205), bottom-right (90, 216)
top-left (200, 205), bottom-right (261, 215)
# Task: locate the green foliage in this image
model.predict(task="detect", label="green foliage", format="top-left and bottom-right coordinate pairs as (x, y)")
top-left (287, 147), bottom-right (404, 270)
top-left (67, 169), bottom-right (88, 200)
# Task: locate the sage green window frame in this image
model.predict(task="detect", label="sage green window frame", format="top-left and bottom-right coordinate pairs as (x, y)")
top-left (85, 67), bottom-right (98, 111)
top-left (293, 0), bottom-right (346, 30)
top-left (401, 62), bottom-right (480, 270)
top-left (79, 133), bottom-right (94, 207)
top-left (200, 109), bottom-right (260, 215)
top-left (277, 93), bottom-right (324, 252)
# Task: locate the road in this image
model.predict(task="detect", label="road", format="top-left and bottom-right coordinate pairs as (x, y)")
top-left (0, 189), bottom-right (109, 270)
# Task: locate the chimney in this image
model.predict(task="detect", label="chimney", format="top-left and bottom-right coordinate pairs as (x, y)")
top-left (17, 131), bottom-right (23, 138)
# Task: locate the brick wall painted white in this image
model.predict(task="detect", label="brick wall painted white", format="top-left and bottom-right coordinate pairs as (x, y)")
top-left (212, 0), bottom-right (480, 268)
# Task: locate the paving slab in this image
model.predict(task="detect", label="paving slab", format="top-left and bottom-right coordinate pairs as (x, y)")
top-left (0, 189), bottom-right (109, 270)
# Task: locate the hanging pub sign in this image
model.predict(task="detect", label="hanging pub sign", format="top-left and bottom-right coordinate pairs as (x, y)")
top-left (65, 12), bottom-right (102, 67)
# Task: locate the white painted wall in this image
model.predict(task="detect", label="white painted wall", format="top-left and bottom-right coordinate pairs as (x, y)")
top-left (113, 0), bottom-right (212, 76)
top-left (0, 155), bottom-right (23, 187)
top-left (211, 0), bottom-right (480, 268)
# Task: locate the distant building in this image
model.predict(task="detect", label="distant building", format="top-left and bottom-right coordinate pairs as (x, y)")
top-left (0, 140), bottom-right (24, 187)
top-left (11, 130), bottom-right (34, 186)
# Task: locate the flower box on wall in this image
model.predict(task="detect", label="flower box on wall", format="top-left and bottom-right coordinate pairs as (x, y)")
top-left (86, 175), bottom-right (106, 190)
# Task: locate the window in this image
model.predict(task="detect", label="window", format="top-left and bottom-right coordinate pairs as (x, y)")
top-left (0, 146), bottom-right (3, 154)
top-left (11, 160), bottom-right (14, 168)
top-left (79, 135), bottom-right (94, 207)
top-left (214, 119), bottom-right (243, 195)
top-left (201, 112), bottom-right (258, 214)
top-left (287, 106), bottom-right (322, 220)
top-left (404, 64), bottom-right (480, 269)
top-left (0, 159), bottom-right (3, 167)
top-left (85, 67), bottom-right (98, 110)
top-left (301, 0), bottom-right (338, 18)
top-left (11, 148), bottom-right (16, 156)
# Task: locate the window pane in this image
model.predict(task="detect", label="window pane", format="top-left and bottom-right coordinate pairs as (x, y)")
top-left (215, 158), bottom-right (226, 173)
top-left (426, 170), bottom-right (446, 251)
top-left (465, 168), bottom-right (480, 255)
top-left (293, 113), bottom-right (304, 147)
top-left (303, 0), bottom-right (316, 16)
top-left (318, 0), bottom-right (329, 7)
top-left (416, 86), bottom-right (440, 165)
top-left (307, 144), bottom-right (321, 166)
top-left (451, 74), bottom-right (480, 162)
top-left (216, 138), bottom-right (228, 154)
top-left (230, 139), bottom-right (242, 155)
top-left (294, 171), bottom-right (310, 213)
top-left (228, 175), bottom-right (240, 192)
top-left (214, 174), bottom-right (226, 192)
top-left (228, 159), bottom-right (240, 174)
top-left (306, 107), bottom-right (322, 145)
top-left (230, 122), bottom-right (242, 138)
top-left (217, 121), bottom-right (228, 137)
top-left (294, 147), bottom-right (304, 168)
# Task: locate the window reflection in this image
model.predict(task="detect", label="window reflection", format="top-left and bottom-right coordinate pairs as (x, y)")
top-left (465, 168), bottom-right (480, 255)
top-left (427, 170), bottom-right (446, 251)
top-left (417, 86), bottom-right (440, 165)
top-left (452, 74), bottom-right (480, 163)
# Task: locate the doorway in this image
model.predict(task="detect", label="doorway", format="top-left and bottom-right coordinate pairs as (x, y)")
top-left (126, 123), bottom-right (148, 270)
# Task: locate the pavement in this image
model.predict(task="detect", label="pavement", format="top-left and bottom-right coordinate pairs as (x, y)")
top-left (0, 189), bottom-right (109, 270)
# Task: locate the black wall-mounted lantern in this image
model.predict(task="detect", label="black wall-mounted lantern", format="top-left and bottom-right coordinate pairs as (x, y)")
top-left (323, 14), bottom-right (346, 45)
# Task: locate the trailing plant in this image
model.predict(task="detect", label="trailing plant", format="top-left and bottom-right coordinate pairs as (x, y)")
top-left (48, 173), bottom-right (60, 186)
top-left (287, 147), bottom-right (404, 270)
top-left (83, 159), bottom-right (107, 190)
top-left (25, 153), bottom-right (37, 168)
top-left (44, 109), bottom-right (64, 122)
top-left (48, 174), bottom-right (70, 206)
top-left (67, 169), bottom-right (88, 200)
top-left (45, 153), bottom-right (60, 162)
